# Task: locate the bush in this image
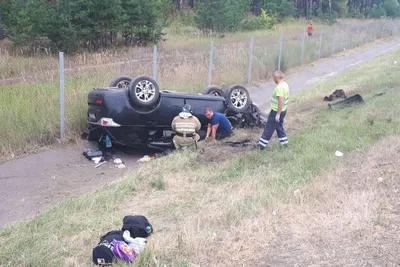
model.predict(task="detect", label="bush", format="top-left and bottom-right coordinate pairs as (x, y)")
top-left (241, 9), bottom-right (277, 31)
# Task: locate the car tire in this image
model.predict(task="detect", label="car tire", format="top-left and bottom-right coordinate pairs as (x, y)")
top-left (128, 76), bottom-right (160, 107)
top-left (224, 85), bottom-right (252, 113)
top-left (110, 76), bottom-right (133, 88)
top-left (202, 85), bottom-right (224, 96)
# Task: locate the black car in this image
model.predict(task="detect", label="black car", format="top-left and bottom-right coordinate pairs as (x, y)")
top-left (84, 75), bottom-right (264, 151)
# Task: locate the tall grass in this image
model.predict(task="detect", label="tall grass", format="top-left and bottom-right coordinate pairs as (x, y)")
top-left (0, 47), bottom-right (399, 266)
top-left (0, 19), bottom-right (400, 159)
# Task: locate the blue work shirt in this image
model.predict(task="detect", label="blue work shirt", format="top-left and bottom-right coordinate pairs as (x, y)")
top-left (210, 112), bottom-right (232, 133)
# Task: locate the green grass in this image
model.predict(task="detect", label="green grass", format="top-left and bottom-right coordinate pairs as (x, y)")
top-left (0, 45), bottom-right (399, 266)
top-left (0, 18), bottom-right (399, 160)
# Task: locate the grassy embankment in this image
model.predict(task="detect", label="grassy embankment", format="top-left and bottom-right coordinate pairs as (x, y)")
top-left (0, 45), bottom-right (399, 266)
top-left (0, 19), bottom-right (398, 160)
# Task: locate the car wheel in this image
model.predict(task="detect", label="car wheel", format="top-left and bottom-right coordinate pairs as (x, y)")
top-left (202, 85), bottom-right (224, 96)
top-left (110, 76), bottom-right (132, 88)
top-left (224, 85), bottom-right (252, 113)
top-left (128, 76), bottom-right (160, 107)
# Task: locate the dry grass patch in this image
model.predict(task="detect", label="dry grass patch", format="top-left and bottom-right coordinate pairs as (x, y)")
top-left (255, 136), bottom-right (400, 267)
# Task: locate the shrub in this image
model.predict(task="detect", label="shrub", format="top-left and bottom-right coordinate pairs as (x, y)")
top-left (241, 9), bottom-right (277, 31)
top-left (366, 4), bottom-right (387, 18)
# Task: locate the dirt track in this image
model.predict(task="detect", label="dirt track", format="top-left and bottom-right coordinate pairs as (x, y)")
top-left (0, 38), bottom-right (399, 230)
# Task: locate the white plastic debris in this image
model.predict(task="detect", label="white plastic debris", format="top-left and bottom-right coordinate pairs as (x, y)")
top-left (394, 61), bottom-right (398, 64)
top-left (272, 209), bottom-right (280, 216)
top-left (335, 151), bottom-right (344, 157)
top-left (92, 157), bottom-right (102, 164)
top-left (114, 158), bottom-right (123, 164)
top-left (293, 189), bottom-right (301, 197)
top-left (94, 161), bottom-right (107, 168)
top-left (137, 155), bottom-right (153, 162)
top-left (116, 163), bottom-right (126, 169)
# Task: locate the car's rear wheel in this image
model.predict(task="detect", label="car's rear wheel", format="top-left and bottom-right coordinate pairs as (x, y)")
top-left (224, 85), bottom-right (251, 113)
top-left (202, 85), bottom-right (224, 96)
top-left (110, 76), bottom-right (132, 88)
top-left (128, 76), bottom-right (160, 107)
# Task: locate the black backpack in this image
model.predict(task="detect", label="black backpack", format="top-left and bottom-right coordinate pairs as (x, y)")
top-left (121, 215), bottom-right (153, 238)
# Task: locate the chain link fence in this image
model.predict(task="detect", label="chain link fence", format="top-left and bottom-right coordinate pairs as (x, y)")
top-left (1, 19), bottom-right (400, 157)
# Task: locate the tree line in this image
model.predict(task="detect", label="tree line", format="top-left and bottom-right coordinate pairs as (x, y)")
top-left (0, 0), bottom-right (399, 55)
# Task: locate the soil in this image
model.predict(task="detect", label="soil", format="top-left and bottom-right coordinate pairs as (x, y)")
top-left (1, 38), bottom-right (399, 230)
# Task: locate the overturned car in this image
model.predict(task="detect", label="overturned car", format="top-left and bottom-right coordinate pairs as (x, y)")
top-left (83, 75), bottom-right (265, 151)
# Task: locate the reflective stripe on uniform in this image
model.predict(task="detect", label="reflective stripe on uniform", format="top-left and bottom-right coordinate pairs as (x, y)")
top-left (175, 122), bottom-right (196, 134)
top-left (258, 137), bottom-right (269, 147)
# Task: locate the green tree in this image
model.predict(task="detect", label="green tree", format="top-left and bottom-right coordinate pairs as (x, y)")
top-left (0, 0), bottom-right (53, 55)
top-left (121, 0), bottom-right (164, 46)
top-left (383, 0), bottom-right (400, 17)
top-left (195, 0), bottom-right (249, 34)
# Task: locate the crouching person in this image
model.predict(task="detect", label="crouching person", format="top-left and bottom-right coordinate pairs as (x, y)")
top-left (171, 104), bottom-right (201, 149)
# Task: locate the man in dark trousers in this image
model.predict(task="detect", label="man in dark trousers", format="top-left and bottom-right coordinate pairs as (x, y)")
top-left (258, 70), bottom-right (289, 150)
top-left (204, 107), bottom-right (233, 143)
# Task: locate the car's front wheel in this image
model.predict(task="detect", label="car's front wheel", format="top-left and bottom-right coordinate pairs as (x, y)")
top-left (110, 76), bottom-right (132, 88)
top-left (128, 76), bottom-right (160, 107)
top-left (224, 85), bottom-right (252, 113)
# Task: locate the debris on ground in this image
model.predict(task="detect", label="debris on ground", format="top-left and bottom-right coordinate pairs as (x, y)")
top-left (323, 89), bottom-right (347, 101)
top-left (225, 139), bottom-right (254, 148)
top-left (92, 157), bottom-right (102, 164)
top-left (83, 150), bottom-right (103, 160)
top-left (335, 151), bottom-right (344, 157)
top-left (92, 215), bottom-right (153, 265)
top-left (374, 92), bottom-right (386, 97)
top-left (328, 94), bottom-right (364, 109)
top-left (114, 158), bottom-right (126, 168)
top-left (137, 155), bottom-right (154, 163)
top-left (94, 161), bottom-right (107, 168)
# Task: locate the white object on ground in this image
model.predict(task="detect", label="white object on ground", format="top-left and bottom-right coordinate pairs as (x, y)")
top-left (137, 155), bottom-right (153, 162)
top-left (116, 163), bottom-right (126, 169)
top-left (114, 158), bottom-right (122, 164)
top-left (272, 209), bottom-right (280, 216)
top-left (123, 230), bottom-right (147, 254)
top-left (394, 61), bottom-right (398, 64)
top-left (94, 161), bottom-right (107, 168)
top-left (335, 150), bottom-right (344, 157)
top-left (92, 157), bottom-right (102, 164)
top-left (293, 189), bottom-right (301, 197)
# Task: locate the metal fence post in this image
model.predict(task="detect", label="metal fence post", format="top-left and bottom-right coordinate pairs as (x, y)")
top-left (59, 52), bottom-right (65, 139)
top-left (301, 30), bottom-right (306, 65)
top-left (208, 40), bottom-right (214, 86)
top-left (278, 31), bottom-right (283, 70)
top-left (345, 24), bottom-right (350, 49)
top-left (332, 26), bottom-right (337, 55)
top-left (318, 30), bottom-right (323, 59)
top-left (247, 36), bottom-right (254, 84)
top-left (152, 45), bottom-right (157, 81)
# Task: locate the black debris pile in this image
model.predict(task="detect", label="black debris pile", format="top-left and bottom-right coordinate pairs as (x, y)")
top-left (328, 94), bottom-right (364, 109)
top-left (324, 89), bottom-right (347, 101)
top-left (227, 104), bottom-right (267, 129)
top-left (225, 139), bottom-right (254, 148)
top-left (92, 215), bottom-right (153, 266)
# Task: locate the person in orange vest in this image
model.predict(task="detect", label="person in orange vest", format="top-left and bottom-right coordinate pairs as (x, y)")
top-left (307, 23), bottom-right (313, 37)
